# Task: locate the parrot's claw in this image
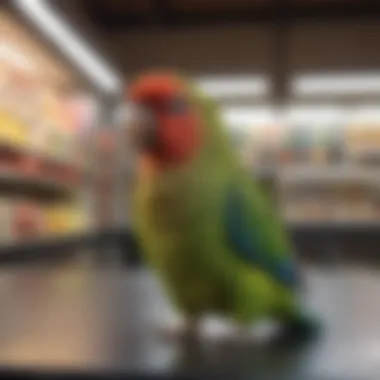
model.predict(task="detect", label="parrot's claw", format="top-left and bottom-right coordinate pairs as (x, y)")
top-left (200, 317), bottom-right (242, 342)
top-left (155, 316), bottom-right (283, 345)
top-left (199, 317), bottom-right (279, 345)
top-left (155, 316), bottom-right (200, 341)
top-left (155, 316), bottom-right (246, 343)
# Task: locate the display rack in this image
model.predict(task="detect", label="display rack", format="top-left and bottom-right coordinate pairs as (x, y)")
top-left (229, 104), bottom-right (380, 227)
top-left (0, 11), bottom-right (98, 248)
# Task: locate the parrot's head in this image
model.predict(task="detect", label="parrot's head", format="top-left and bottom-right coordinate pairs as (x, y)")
top-left (128, 71), bottom-right (203, 167)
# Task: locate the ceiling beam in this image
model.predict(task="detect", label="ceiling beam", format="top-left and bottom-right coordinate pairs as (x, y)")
top-left (150, 0), bottom-right (175, 27)
top-left (272, 0), bottom-right (290, 105)
top-left (1, 0), bottom-right (12, 11)
top-left (91, 0), bottom-right (380, 32)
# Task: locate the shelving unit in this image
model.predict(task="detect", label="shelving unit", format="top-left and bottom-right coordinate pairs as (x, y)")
top-left (0, 11), bottom-right (98, 248)
top-left (230, 104), bottom-right (380, 227)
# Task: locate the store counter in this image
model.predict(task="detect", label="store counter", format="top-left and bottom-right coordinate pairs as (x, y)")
top-left (0, 263), bottom-right (376, 379)
top-left (0, 223), bottom-right (379, 266)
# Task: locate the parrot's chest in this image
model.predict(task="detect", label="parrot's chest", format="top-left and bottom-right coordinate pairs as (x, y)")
top-left (143, 178), bottom-right (205, 247)
top-left (137, 175), bottom-right (221, 295)
top-left (135, 168), bottom-right (229, 313)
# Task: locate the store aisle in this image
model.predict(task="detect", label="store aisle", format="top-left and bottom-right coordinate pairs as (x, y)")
top-left (0, 261), bottom-right (377, 379)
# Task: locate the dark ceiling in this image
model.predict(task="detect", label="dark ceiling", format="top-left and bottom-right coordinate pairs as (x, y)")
top-left (77, 0), bottom-right (380, 32)
top-left (6, 0), bottom-right (380, 98)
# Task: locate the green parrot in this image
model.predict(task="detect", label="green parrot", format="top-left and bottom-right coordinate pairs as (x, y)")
top-left (129, 71), bottom-right (318, 342)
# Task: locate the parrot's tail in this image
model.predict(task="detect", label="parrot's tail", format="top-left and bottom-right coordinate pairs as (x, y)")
top-left (274, 312), bottom-right (321, 347)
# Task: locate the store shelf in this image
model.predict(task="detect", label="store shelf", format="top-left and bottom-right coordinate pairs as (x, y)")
top-left (0, 222), bottom-right (378, 267)
top-left (288, 220), bottom-right (380, 231)
top-left (278, 165), bottom-right (376, 183)
top-left (0, 230), bottom-right (107, 261)
top-left (0, 142), bottom-right (83, 199)
top-left (252, 165), bottom-right (380, 185)
top-left (0, 233), bottom-right (90, 263)
top-left (0, 170), bottom-right (75, 200)
top-left (0, 227), bottom-right (126, 263)
top-left (0, 9), bottom-right (97, 247)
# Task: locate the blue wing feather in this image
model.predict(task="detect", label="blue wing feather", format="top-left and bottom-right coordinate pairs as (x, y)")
top-left (225, 187), bottom-right (298, 287)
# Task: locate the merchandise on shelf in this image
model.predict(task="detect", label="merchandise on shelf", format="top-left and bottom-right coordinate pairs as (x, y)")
top-left (234, 109), bottom-right (380, 224)
top-left (0, 197), bottom-right (15, 245)
top-left (0, 20), bottom-right (98, 245)
top-left (0, 67), bottom-right (30, 149)
top-left (344, 122), bottom-right (380, 163)
top-left (282, 182), bottom-right (378, 223)
top-left (44, 201), bottom-right (90, 237)
top-left (13, 201), bottom-right (44, 243)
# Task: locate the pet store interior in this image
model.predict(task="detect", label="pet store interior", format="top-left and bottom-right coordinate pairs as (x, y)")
top-left (1, 1), bottom-right (380, 379)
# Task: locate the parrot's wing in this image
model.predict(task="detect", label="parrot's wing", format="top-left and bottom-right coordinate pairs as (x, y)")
top-left (224, 186), bottom-right (298, 287)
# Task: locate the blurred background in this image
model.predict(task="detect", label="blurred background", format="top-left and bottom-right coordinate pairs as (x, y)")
top-left (4, 0), bottom-right (380, 250)
top-left (2, 0), bottom-right (380, 379)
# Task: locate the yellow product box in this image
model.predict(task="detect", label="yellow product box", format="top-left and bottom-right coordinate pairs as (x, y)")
top-left (0, 110), bottom-right (28, 148)
top-left (0, 197), bottom-right (16, 246)
top-left (44, 204), bottom-right (87, 236)
top-left (44, 204), bottom-right (68, 237)
top-left (70, 208), bottom-right (89, 233)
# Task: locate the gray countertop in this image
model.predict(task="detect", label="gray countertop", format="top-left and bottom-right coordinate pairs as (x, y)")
top-left (0, 261), bottom-right (378, 379)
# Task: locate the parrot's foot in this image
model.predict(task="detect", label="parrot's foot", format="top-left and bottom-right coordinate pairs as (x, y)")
top-left (156, 316), bottom-right (282, 345)
top-left (201, 317), bottom-right (244, 342)
top-left (274, 313), bottom-right (321, 347)
top-left (155, 316), bottom-right (200, 341)
top-left (201, 317), bottom-right (279, 345)
top-left (156, 316), bottom-right (240, 342)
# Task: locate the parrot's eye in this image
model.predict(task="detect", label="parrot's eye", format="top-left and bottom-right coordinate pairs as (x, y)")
top-left (167, 97), bottom-right (187, 115)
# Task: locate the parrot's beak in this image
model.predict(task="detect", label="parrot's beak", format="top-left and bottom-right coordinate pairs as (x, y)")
top-left (129, 105), bottom-right (157, 152)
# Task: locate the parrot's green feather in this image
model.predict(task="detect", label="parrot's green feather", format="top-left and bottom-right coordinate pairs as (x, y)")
top-left (133, 76), bottom-right (303, 325)
top-left (225, 186), bottom-right (298, 287)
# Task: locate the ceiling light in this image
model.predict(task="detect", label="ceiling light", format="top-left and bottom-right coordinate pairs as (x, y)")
top-left (293, 73), bottom-right (380, 96)
top-left (14, 0), bottom-right (121, 94)
top-left (196, 76), bottom-right (269, 98)
top-left (222, 106), bottom-right (274, 126)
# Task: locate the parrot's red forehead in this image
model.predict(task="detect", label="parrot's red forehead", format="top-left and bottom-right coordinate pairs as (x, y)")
top-left (130, 73), bottom-right (184, 103)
